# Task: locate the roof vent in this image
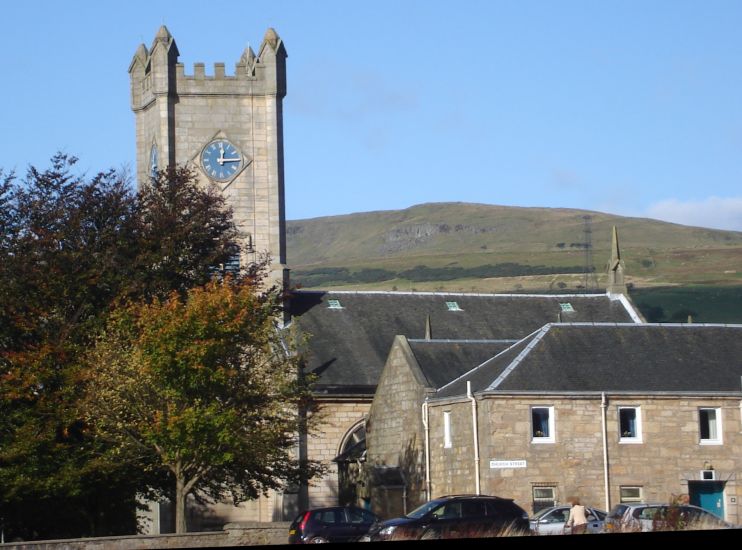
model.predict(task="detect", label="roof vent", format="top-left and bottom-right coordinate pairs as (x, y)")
top-left (445, 301), bottom-right (462, 311)
top-left (559, 303), bottom-right (575, 313)
top-left (327, 299), bottom-right (343, 309)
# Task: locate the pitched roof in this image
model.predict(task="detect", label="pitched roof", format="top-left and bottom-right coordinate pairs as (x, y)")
top-left (436, 323), bottom-right (742, 398)
top-left (408, 339), bottom-right (516, 389)
top-left (288, 290), bottom-right (641, 393)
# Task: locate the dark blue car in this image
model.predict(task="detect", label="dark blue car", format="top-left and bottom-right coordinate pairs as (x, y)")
top-left (288, 506), bottom-right (380, 544)
top-left (364, 494), bottom-right (530, 541)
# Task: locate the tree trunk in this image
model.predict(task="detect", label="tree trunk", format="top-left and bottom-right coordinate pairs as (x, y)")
top-left (175, 461), bottom-right (187, 534)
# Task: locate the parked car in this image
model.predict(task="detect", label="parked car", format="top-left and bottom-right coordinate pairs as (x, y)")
top-left (530, 505), bottom-right (607, 535)
top-left (288, 506), bottom-right (380, 544)
top-left (603, 503), bottom-right (735, 533)
top-left (363, 494), bottom-right (530, 541)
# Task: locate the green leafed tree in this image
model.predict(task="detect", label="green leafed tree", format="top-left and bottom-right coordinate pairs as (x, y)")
top-left (0, 154), bottom-right (246, 539)
top-left (81, 271), bottom-right (322, 534)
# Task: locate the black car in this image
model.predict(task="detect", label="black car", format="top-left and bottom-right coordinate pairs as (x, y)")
top-left (288, 506), bottom-right (380, 544)
top-left (364, 494), bottom-right (530, 541)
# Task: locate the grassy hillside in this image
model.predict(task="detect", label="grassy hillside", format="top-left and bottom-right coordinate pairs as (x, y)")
top-left (286, 202), bottom-right (742, 293)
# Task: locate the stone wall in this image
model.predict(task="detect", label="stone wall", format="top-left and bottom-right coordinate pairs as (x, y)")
top-left (305, 399), bottom-right (371, 508)
top-left (426, 394), bottom-right (742, 524)
top-left (364, 337), bottom-right (430, 517)
top-left (1, 522), bottom-right (291, 549)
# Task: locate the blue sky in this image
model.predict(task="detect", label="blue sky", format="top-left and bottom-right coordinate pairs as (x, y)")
top-left (2, 1), bottom-right (742, 230)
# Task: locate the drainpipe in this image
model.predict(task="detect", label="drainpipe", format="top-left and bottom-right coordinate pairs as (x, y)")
top-left (422, 398), bottom-right (431, 501)
top-left (467, 381), bottom-right (481, 495)
top-left (601, 392), bottom-right (611, 512)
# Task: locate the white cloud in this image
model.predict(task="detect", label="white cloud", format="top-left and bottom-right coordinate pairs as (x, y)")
top-left (646, 196), bottom-right (742, 232)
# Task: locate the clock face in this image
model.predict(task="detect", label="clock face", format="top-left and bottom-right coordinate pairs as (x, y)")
top-left (200, 139), bottom-right (243, 182)
top-left (149, 144), bottom-right (158, 179)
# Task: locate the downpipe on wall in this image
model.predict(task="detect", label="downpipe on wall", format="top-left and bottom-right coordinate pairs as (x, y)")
top-left (467, 381), bottom-right (481, 495)
top-left (422, 398), bottom-right (431, 501)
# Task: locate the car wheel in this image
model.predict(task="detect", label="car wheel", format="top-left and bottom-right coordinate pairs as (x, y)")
top-left (308, 536), bottom-right (329, 543)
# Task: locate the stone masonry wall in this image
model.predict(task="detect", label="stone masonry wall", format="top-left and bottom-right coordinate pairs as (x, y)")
top-left (365, 340), bottom-right (429, 517)
top-left (306, 400), bottom-right (371, 508)
top-left (427, 395), bottom-right (741, 524)
top-left (1, 522), bottom-right (291, 549)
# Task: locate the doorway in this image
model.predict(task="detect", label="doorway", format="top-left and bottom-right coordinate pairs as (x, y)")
top-left (688, 480), bottom-right (725, 519)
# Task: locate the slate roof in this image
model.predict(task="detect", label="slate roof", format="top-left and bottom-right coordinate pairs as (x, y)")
top-left (408, 340), bottom-right (516, 389)
top-left (408, 340), bottom-right (515, 389)
top-left (436, 323), bottom-right (742, 398)
top-left (287, 290), bottom-right (641, 394)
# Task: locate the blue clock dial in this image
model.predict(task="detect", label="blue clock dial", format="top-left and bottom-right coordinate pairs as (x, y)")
top-left (200, 139), bottom-right (243, 182)
top-left (150, 144), bottom-right (158, 179)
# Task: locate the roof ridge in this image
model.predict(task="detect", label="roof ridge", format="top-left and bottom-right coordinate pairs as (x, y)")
top-left (291, 289), bottom-right (608, 298)
top-left (436, 326), bottom-right (547, 394)
top-left (487, 324), bottom-right (553, 390)
top-left (408, 338), bottom-right (519, 344)
top-left (553, 322), bottom-right (742, 329)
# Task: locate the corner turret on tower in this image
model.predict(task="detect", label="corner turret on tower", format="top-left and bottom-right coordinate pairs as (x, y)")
top-left (129, 26), bottom-right (290, 293)
top-left (606, 226), bottom-right (628, 296)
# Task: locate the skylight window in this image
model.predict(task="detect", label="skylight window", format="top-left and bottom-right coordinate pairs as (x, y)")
top-left (327, 299), bottom-right (343, 309)
top-left (559, 303), bottom-right (575, 313)
top-left (445, 301), bottom-right (462, 311)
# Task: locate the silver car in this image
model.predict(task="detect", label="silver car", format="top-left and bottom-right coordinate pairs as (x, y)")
top-left (603, 503), bottom-right (735, 533)
top-left (530, 505), bottom-right (606, 535)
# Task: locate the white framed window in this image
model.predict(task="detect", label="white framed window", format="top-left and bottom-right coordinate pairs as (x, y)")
top-left (531, 406), bottom-right (555, 443)
top-left (443, 411), bottom-right (452, 448)
top-left (559, 302), bottom-right (575, 312)
top-left (532, 486), bottom-right (557, 514)
top-left (699, 407), bottom-right (722, 445)
top-left (618, 406), bottom-right (643, 443)
top-left (620, 486), bottom-right (643, 503)
top-left (445, 301), bottom-right (462, 311)
top-left (327, 299), bottom-right (343, 309)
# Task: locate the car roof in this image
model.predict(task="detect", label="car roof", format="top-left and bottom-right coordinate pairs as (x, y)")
top-left (439, 494), bottom-right (515, 501)
top-left (302, 505), bottom-right (373, 512)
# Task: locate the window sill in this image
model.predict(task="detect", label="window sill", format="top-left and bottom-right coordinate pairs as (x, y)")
top-left (699, 439), bottom-right (722, 446)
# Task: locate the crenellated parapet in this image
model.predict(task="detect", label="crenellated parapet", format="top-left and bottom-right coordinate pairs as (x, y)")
top-left (129, 26), bottom-right (286, 111)
top-left (129, 25), bottom-right (289, 288)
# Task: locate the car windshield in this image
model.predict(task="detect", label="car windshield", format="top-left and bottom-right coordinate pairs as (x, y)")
top-left (406, 499), bottom-right (449, 519)
top-left (532, 507), bottom-right (560, 521)
top-left (607, 505), bottom-right (629, 518)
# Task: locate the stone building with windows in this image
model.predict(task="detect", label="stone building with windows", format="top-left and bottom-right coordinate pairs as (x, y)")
top-left (365, 322), bottom-right (742, 525)
top-left (129, 25), bottom-right (656, 531)
top-left (288, 287), bottom-right (643, 516)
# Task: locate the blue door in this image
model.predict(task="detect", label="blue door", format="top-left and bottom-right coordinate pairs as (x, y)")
top-left (689, 481), bottom-right (724, 519)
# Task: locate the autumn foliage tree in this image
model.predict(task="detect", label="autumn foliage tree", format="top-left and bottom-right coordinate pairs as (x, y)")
top-left (81, 272), bottom-right (319, 534)
top-left (0, 154), bottom-right (245, 539)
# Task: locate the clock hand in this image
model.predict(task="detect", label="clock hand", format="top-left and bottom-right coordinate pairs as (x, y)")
top-left (221, 157), bottom-right (241, 162)
top-left (217, 143), bottom-right (225, 165)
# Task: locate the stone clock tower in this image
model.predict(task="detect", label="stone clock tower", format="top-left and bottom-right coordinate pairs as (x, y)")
top-left (129, 26), bottom-right (288, 288)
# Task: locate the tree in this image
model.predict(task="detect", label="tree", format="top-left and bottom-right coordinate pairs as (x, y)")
top-left (81, 270), bottom-right (321, 534)
top-left (0, 155), bottom-right (245, 539)
top-left (0, 155), bottom-right (150, 539)
top-left (130, 165), bottom-right (240, 300)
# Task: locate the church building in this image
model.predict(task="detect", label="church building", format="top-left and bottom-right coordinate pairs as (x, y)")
top-left (130, 27), bottom-right (739, 532)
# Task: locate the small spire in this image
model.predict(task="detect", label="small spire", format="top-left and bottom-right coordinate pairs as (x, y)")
top-left (135, 43), bottom-right (148, 61)
top-left (606, 226), bottom-right (628, 296)
top-left (155, 25), bottom-right (172, 42)
top-left (425, 315), bottom-right (432, 340)
top-left (610, 225), bottom-right (621, 269)
top-left (263, 28), bottom-right (280, 50)
top-left (240, 45), bottom-right (256, 66)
